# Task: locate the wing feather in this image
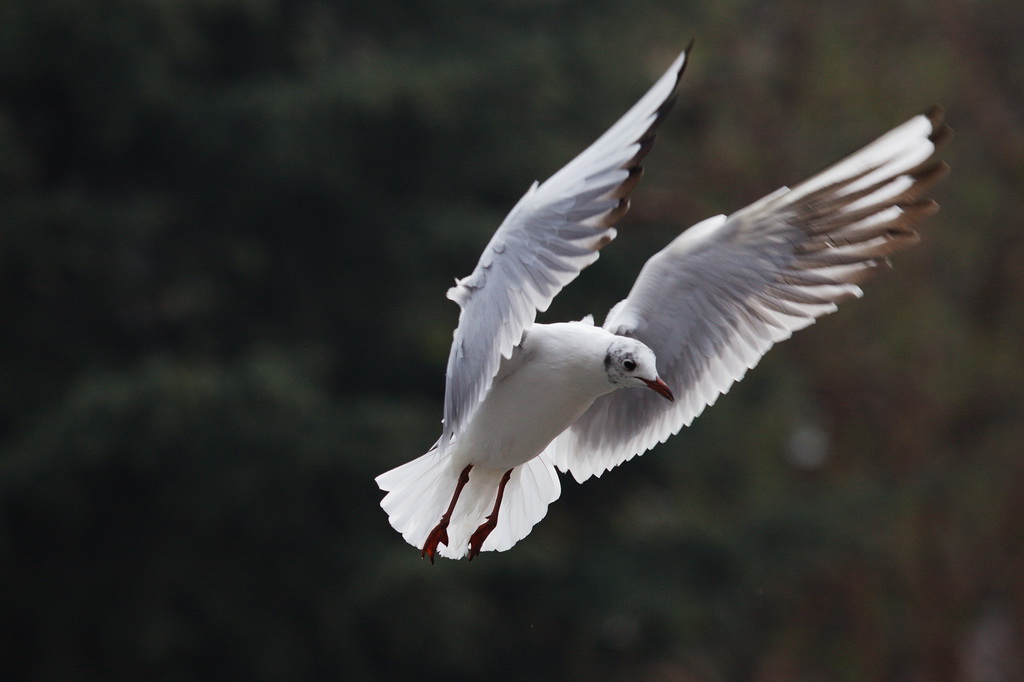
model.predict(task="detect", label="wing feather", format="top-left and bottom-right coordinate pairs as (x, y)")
top-left (552, 106), bottom-right (951, 482)
top-left (437, 45), bottom-right (693, 455)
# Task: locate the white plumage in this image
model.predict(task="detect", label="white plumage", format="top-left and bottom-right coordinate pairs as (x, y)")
top-left (376, 42), bottom-right (950, 561)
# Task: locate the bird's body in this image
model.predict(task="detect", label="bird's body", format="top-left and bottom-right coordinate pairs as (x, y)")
top-left (376, 42), bottom-right (951, 561)
top-left (378, 321), bottom-right (669, 560)
top-left (452, 322), bottom-right (626, 472)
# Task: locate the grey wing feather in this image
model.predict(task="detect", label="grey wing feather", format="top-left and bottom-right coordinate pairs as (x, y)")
top-left (439, 45), bottom-right (692, 454)
top-left (551, 106), bottom-right (951, 481)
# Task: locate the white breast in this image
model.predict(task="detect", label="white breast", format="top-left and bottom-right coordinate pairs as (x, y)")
top-left (450, 322), bottom-right (617, 472)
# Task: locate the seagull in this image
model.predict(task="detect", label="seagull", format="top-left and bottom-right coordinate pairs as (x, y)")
top-left (376, 42), bottom-right (950, 562)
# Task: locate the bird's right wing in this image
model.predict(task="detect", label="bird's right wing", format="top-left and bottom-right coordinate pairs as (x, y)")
top-left (551, 106), bottom-right (951, 482)
top-left (437, 44), bottom-right (692, 457)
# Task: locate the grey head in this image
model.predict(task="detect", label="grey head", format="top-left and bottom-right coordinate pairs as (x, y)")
top-left (603, 337), bottom-right (674, 401)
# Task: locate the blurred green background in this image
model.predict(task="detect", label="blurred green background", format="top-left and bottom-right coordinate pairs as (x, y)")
top-left (1, 0), bottom-right (1022, 679)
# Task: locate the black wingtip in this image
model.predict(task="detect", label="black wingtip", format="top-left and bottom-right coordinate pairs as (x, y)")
top-left (923, 104), bottom-right (953, 148)
top-left (676, 38), bottom-right (696, 81)
top-left (634, 40), bottom-right (694, 147)
top-left (924, 103), bottom-right (944, 124)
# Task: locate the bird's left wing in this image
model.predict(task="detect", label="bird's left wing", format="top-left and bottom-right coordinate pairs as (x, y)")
top-left (550, 106), bottom-right (951, 482)
top-left (439, 45), bottom-right (692, 454)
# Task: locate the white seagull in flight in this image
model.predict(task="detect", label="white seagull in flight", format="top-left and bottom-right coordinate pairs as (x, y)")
top-left (376, 42), bottom-right (950, 562)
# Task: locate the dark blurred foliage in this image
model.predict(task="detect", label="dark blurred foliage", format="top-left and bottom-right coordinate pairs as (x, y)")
top-left (1, 0), bottom-right (1022, 679)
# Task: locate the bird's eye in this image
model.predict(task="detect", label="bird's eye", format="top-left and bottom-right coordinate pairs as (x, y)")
top-left (623, 359), bottom-right (637, 372)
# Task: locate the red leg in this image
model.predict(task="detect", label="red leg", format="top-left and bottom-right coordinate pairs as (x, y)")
top-left (468, 468), bottom-right (513, 561)
top-left (421, 464), bottom-right (473, 564)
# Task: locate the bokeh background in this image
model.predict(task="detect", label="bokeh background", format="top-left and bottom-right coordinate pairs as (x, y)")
top-left (2, 0), bottom-right (1022, 679)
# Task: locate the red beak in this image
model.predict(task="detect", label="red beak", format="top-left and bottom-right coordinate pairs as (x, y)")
top-left (641, 377), bottom-right (674, 402)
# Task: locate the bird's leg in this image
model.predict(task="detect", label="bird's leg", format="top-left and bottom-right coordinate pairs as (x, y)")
top-left (468, 468), bottom-right (513, 561)
top-left (421, 464), bottom-right (472, 564)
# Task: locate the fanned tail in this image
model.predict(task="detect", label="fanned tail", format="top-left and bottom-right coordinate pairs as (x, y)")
top-left (376, 449), bottom-right (562, 560)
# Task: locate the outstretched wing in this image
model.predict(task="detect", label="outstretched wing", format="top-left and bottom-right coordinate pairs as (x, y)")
top-left (439, 44), bottom-right (693, 455)
top-left (550, 106), bottom-right (951, 482)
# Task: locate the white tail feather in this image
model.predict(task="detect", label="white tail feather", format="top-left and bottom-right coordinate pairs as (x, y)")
top-left (377, 449), bottom-right (562, 559)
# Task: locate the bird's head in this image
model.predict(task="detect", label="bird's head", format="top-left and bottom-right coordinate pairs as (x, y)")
top-left (603, 338), bottom-right (674, 401)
